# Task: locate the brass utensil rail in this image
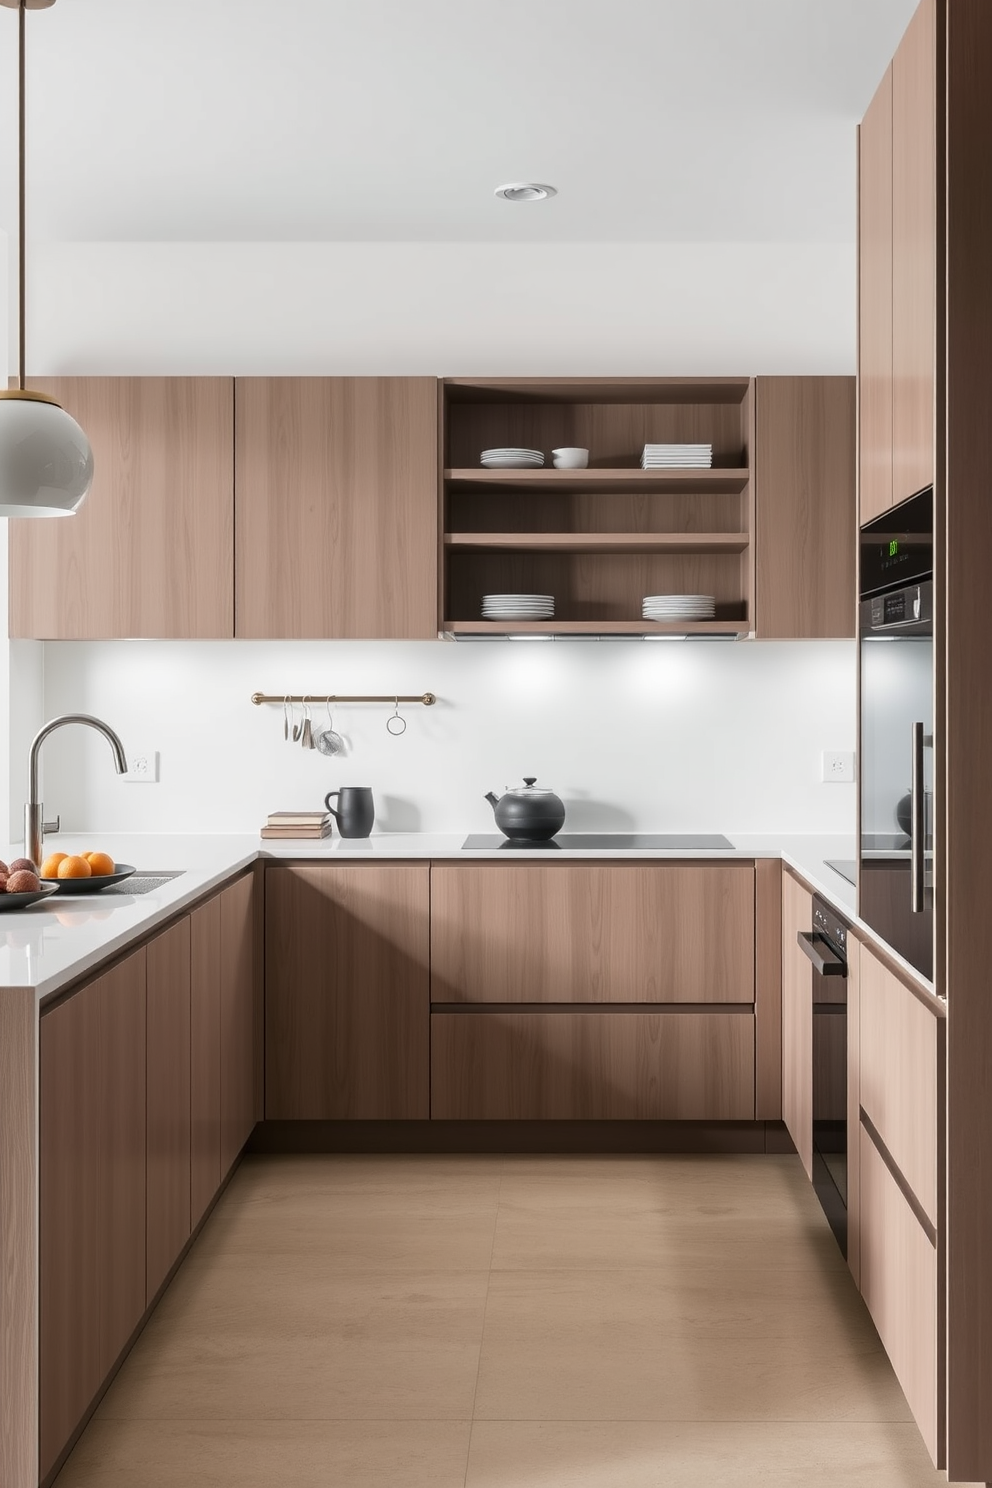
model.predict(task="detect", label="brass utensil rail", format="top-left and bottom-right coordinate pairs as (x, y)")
top-left (251, 692), bottom-right (436, 706)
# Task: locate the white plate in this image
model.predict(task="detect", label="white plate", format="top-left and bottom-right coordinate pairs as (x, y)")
top-left (480, 458), bottom-right (545, 469)
top-left (481, 449), bottom-right (544, 456)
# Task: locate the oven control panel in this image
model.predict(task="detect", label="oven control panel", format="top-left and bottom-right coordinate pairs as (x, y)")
top-left (812, 896), bottom-right (849, 967)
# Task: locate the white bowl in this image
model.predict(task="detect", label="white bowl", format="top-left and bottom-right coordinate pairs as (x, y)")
top-left (552, 447), bottom-right (589, 469)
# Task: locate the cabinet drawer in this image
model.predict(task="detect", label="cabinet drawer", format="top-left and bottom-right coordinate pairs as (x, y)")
top-left (431, 1010), bottom-right (754, 1120)
top-left (431, 863), bottom-right (755, 1005)
top-left (860, 943), bottom-right (940, 1226)
top-left (860, 1125), bottom-right (940, 1464)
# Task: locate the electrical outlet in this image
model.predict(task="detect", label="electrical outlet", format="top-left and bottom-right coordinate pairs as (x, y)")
top-left (821, 750), bottom-right (855, 783)
top-left (123, 749), bottom-right (159, 784)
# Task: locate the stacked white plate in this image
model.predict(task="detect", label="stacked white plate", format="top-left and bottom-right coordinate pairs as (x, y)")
top-left (481, 448), bottom-right (545, 469)
top-left (641, 443), bottom-right (713, 469)
top-left (482, 593), bottom-right (555, 620)
top-left (643, 594), bottom-right (716, 621)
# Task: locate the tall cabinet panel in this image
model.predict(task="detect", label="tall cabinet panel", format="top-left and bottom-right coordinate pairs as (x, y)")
top-left (39, 950), bottom-right (147, 1482)
top-left (891, 0), bottom-right (938, 507)
top-left (9, 378), bottom-right (234, 638)
top-left (234, 377), bottom-right (439, 638)
top-left (859, 65), bottom-right (894, 525)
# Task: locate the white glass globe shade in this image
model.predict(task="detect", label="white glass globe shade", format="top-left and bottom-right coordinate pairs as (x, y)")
top-left (0, 391), bottom-right (93, 517)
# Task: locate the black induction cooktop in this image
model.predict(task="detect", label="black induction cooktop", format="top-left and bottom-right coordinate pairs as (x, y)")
top-left (462, 833), bottom-right (734, 851)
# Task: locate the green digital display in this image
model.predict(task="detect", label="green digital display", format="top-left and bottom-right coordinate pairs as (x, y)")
top-left (888, 539), bottom-right (900, 557)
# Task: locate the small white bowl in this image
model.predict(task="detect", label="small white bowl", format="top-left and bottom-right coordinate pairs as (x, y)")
top-left (552, 447), bottom-right (589, 469)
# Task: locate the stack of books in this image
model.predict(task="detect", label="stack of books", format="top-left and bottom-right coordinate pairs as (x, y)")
top-left (261, 810), bottom-right (333, 840)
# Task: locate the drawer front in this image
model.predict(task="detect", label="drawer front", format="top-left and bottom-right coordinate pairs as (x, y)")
top-left (430, 863), bottom-right (755, 1005)
top-left (860, 944), bottom-right (939, 1226)
top-left (431, 1011), bottom-right (755, 1120)
top-left (860, 1125), bottom-right (940, 1464)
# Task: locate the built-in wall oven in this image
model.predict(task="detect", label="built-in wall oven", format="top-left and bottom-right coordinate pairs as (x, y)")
top-left (797, 895), bottom-right (850, 1256)
top-left (859, 488), bottom-right (934, 980)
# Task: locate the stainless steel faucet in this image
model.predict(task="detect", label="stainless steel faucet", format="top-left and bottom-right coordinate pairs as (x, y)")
top-left (25, 714), bottom-right (128, 866)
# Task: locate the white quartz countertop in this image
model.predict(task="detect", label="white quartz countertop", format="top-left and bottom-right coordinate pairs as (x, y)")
top-left (0, 829), bottom-right (923, 1003)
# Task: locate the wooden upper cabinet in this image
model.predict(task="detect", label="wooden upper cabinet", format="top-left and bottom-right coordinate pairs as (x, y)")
top-left (859, 63), bottom-right (894, 526)
top-left (234, 377), bottom-right (439, 638)
top-left (8, 378), bottom-right (234, 639)
top-left (754, 377), bottom-right (856, 637)
top-left (891, 0), bottom-right (937, 508)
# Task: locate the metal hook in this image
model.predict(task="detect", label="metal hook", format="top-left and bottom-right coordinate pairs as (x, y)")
top-left (386, 696), bottom-right (407, 736)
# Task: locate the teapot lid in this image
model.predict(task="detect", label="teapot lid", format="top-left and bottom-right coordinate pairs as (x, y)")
top-left (508, 776), bottom-right (554, 796)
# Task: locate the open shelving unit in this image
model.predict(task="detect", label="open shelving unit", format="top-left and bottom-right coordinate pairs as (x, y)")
top-left (439, 377), bottom-right (755, 638)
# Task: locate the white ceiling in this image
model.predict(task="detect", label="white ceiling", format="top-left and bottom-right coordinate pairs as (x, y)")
top-left (0, 0), bottom-right (916, 244)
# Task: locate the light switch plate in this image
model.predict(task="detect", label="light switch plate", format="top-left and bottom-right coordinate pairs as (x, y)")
top-left (123, 749), bottom-right (159, 784)
top-left (821, 750), bottom-right (855, 783)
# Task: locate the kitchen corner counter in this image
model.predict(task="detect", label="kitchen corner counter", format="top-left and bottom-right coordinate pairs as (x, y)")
top-left (0, 829), bottom-right (869, 1005)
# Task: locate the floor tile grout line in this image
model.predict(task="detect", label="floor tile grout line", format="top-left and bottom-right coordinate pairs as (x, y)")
top-left (462, 1170), bottom-right (503, 1488)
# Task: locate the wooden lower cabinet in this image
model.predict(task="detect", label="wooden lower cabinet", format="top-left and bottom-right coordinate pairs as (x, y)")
top-left (860, 1126), bottom-right (940, 1464)
top-left (265, 864), bottom-right (431, 1119)
top-left (431, 1010), bottom-right (754, 1120)
top-left (219, 873), bottom-right (256, 1176)
top-left (39, 949), bottom-right (147, 1482)
top-left (146, 918), bottom-right (192, 1303)
top-left (190, 892), bottom-right (222, 1226)
top-left (430, 862), bottom-right (755, 1004)
top-left (780, 870), bottom-right (813, 1176)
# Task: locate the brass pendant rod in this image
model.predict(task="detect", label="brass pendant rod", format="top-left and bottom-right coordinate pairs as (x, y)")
top-left (251, 692), bottom-right (437, 707)
top-left (17, 0), bottom-right (25, 390)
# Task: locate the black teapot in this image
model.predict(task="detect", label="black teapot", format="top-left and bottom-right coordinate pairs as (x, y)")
top-left (484, 777), bottom-right (566, 841)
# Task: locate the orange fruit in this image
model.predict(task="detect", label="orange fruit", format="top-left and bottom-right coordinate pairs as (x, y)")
top-left (57, 855), bottom-right (92, 879)
top-left (40, 852), bottom-right (68, 879)
top-left (84, 851), bottom-right (115, 876)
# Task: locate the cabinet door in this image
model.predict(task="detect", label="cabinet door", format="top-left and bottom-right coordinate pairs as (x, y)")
top-left (9, 377), bottom-right (234, 639)
top-left (781, 871), bottom-right (813, 1177)
top-left (430, 863), bottom-right (755, 1004)
top-left (431, 1010), bottom-right (754, 1120)
top-left (39, 949), bottom-right (147, 1482)
top-left (892, 0), bottom-right (937, 508)
top-left (146, 917), bottom-right (191, 1303)
top-left (219, 872), bottom-right (256, 1176)
top-left (235, 377), bottom-right (439, 638)
top-left (265, 864), bottom-right (430, 1118)
top-left (754, 377), bottom-right (856, 638)
top-left (190, 894), bottom-right (222, 1227)
top-left (859, 64), bottom-right (894, 525)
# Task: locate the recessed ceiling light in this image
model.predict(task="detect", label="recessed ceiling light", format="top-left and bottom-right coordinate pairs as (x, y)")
top-left (494, 182), bottom-right (557, 203)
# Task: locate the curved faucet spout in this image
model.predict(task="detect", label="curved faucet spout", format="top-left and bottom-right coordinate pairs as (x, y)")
top-left (25, 714), bottom-right (128, 865)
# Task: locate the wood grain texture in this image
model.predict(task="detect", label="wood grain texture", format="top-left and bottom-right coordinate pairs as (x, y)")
top-left (430, 1011), bottom-right (755, 1120)
top-left (39, 950), bottom-right (147, 1482)
top-left (859, 64), bottom-right (894, 524)
top-left (219, 873), bottom-right (256, 1177)
top-left (891, 0), bottom-right (937, 507)
top-left (847, 936), bottom-right (862, 1290)
top-left (252, 862), bottom-right (265, 1121)
top-left (0, 990), bottom-right (38, 1488)
top-left (859, 939), bottom-right (939, 1227)
top-left (754, 857), bottom-right (783, 1119)
top-left (235, 377), bottom-right (438, 638)
top-left (190, 894), bottom-right (222, 1228)
top-left (145, 917), bottom-right (191, 1304)
top-left (447, 484), bottom-right (746, 537)
top-left (265, 865), bottom-right (431, 1119)
top-left (8, 378), bottom-right (234, 638)
top-left (860, 1124), bottom-right (939, 1464)
top-left (942, 1), bottom-right (992, 1476)
top-left (780, 870), bottom-right (813, 1178)
top-left (754, 377), bottom-right (856, 638)
top-left (430, 863), bottom-right (755, 1006)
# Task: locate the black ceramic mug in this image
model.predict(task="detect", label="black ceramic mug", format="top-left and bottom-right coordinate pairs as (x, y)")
top-left (325, 786), bottom-right (375, 838)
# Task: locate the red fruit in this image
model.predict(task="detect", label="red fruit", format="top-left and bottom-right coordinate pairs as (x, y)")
top-left (0, 873), bottom-right (8, 893)
top-left (6, 869), bottom-right (41, 894)
top-left (0, 860), bottom-right (8, 877)
top-left (8, 857), bottom-right (37, 875)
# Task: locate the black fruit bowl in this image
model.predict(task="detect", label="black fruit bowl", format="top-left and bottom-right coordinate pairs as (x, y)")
top-left (46, 864), bottom-right (137, 895)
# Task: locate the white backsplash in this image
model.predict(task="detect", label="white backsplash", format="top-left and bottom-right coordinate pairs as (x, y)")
top-left (31, 638), bottom-right (856, 838)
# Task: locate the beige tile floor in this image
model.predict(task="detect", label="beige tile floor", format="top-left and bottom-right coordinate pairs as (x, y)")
top-left (54, 1153), bottom-right (975, 1487)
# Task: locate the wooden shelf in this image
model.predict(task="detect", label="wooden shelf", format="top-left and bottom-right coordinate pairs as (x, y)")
top-left (445, 468), bottom-right (750, 495)
top-left (442, 377), bottom-right (752, 405)
top-left (443, 620), bottom-right (750, 637)
top-left (445, 532), bottom-right (749, 554)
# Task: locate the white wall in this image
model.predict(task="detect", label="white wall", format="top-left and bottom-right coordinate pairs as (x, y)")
top-left (38, 638), bottom-right (856, 836)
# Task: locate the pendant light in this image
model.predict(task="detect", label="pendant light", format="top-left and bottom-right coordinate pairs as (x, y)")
top-left (0, 0), bottom-right (92, 516)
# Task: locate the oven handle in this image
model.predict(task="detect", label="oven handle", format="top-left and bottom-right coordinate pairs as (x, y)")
top-left (911, 720), bottom-right (925, 914)
top-left (797, 931), bottom-right (847, 977)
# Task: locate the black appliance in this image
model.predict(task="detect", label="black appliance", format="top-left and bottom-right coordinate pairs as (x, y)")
top-left (859, 487), bottom-right (934, 979)
top-left (797, 894), bottom-right (850, 1257)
